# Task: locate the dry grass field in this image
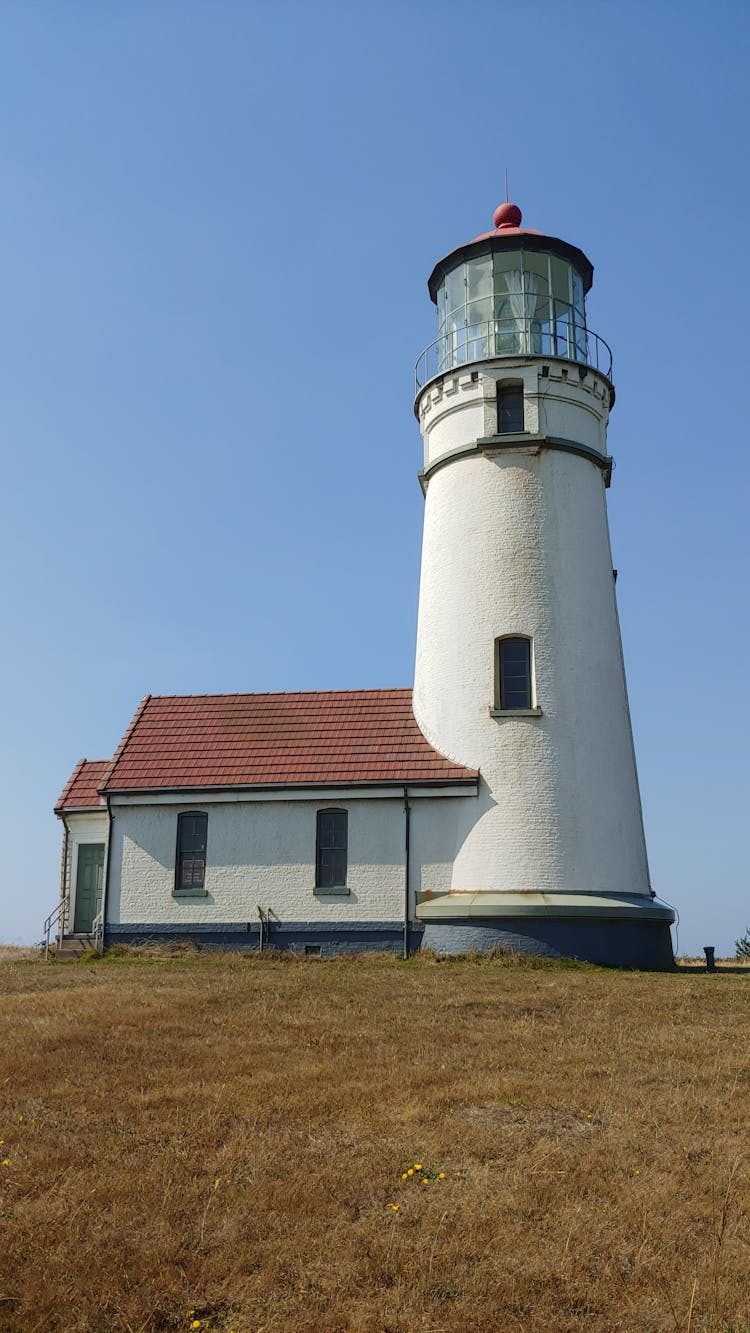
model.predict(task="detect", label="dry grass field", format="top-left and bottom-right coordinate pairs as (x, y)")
top-left (1, 949), bottom-right (749, 1333)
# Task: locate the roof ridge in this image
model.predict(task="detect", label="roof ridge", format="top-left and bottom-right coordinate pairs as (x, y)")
top-left (99, 695), bottom-right (152, 794)
top-left (143, 686), bottom-right (413, 702)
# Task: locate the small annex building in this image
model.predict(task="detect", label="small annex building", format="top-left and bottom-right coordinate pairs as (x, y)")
top-left (54, 690), bottom-right (478, 955)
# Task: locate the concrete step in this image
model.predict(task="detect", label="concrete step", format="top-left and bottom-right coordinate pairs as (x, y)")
top-left (55, 936), bottom-right (98, 960)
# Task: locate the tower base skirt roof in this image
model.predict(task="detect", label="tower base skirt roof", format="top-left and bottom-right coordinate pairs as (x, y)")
top-left (417, 892), bottom-right (675, 970)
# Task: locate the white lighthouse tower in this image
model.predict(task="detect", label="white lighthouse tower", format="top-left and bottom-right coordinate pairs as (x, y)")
top-left (412, 198), bottom-right (674, 968)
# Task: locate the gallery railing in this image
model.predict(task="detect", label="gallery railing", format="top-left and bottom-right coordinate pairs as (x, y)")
top-left (415, 314), bottom-right (613, 391)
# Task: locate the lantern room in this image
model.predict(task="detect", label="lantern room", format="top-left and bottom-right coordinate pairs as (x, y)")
top-left (415, 202), bottom-right (612, 388)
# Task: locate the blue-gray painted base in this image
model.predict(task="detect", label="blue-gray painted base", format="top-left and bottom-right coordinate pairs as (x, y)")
top-left (104, 917), bottom-right (673, 969)
top-left (105, 921), bottom-right (423, 957)
top-left (419, 917), bottom-right (674, 970)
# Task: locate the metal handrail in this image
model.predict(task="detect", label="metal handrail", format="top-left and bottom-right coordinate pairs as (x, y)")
top-left (415, 315), bottom-right (613, 392)
top-left (92, 910), bottom-right (104, 954)
top-left (43, 895), bottom-right (69, 961)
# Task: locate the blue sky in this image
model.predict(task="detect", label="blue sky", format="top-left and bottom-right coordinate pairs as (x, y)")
top-left (2, 1), bottom-right (748, 954)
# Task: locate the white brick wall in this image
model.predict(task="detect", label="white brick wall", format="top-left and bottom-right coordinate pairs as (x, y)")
top-left (106, 796), bottom-right (462, 925)
top-left (414, 367), bottom-right (651, 899)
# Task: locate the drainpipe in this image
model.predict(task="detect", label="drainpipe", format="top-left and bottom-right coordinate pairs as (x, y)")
top-left (59, 816), bottom-right (70, 944)
top-left (60, 816), bottom-right (69, 905)
top-left (257, 905), bottom-right (264, 952)
top-left (403, 786), bottom-right (411, 960)
top-left (101, 795), bottom-right (114, 950)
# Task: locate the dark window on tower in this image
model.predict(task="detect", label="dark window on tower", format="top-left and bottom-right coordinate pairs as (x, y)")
top-left (497, 638), bottom-right (532, 710)
top-left (316, 809), bottom-right (348, 889)
top-left (175, 812), bottom-right (208, 891)
top-left (497, 383), bottom-right (524, 434)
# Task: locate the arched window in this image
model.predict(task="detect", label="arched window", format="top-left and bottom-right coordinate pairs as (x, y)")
top-left (496, 637), bottom-right (532, 711)
top-left (175, 812), bottom-right (208, 891)
top-left (316, 809), bottom-right (348, 890)
top-left (497, 381), bottom-right (525, 434)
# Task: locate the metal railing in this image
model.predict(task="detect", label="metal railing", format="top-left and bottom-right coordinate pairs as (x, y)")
top-left (43, 895), bottom-right (69, 961)
top-left (415, 315), bottom-right (613, 392)
top-left (92, 910), bottom-right (104, 954)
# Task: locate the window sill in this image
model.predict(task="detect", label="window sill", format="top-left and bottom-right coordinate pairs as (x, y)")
top-left (172, 889), bottom-right (209, 899)
top-left (313, 885), bottom-right (350, 897)
top-left (489, 707), bottom-right (543, 718)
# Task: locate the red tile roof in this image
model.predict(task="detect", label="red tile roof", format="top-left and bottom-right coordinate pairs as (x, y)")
top-left (55, 759), bottom-right (110, 813)
top-left (98, 690), bottom-right (478, 793)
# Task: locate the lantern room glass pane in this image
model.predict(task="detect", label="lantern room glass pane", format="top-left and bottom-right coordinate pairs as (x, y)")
top-left (523, 251), bottom-right (550, 295)
top-left (550, 256), bottom-right (572, 305)
top-left (437, 280), bottom-right (448, 330)
top-left (572, 268), bottom-right (585, 320)
top-left (467, 295), bottom-right (492, 361)
top-left (571, 269), bottom-right (587, 362)
top-left (445, 264), bottom-right (466, 319)
top-left (493, 250), bottom-right (524, 294)
top-left (467, 255), bottom-right (492, 303)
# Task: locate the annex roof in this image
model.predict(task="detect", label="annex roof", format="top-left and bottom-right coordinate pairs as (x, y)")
top-left (55, 759), bottom-right (110, 813)
top-left (98, 690), bottom-right (479, 794)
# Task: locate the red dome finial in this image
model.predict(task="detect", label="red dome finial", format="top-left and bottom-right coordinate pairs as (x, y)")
top-left (493, 201), bottom-right (522, 230)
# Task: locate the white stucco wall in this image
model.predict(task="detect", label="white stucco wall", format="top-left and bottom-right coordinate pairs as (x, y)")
top-left (106, 795), bottom-right (463, 926)
top-left (413, 368), bottom-right (651, 900)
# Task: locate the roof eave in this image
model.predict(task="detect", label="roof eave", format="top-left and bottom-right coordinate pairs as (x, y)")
top-left (103, 776), bottom-right (479, 797)
top-left (55, 803), bottom-right (106, 816)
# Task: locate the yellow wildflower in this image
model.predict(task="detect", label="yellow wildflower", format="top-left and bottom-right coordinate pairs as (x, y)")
top-left (407, 1169), bottom-right (414, 1176)
top-left (422, 1178), bottom-right (429, 1185)
top-left (2, 1159), bottom-right (9, 1167)
top-left (414, 1163), bottom-right (422, 1170)
top-left (387, 1203), bottom-right (399, 1211)
top-left (190, 1322), bottom-right (202, 1331)
top-left (438, 1172), bottom-right (446, 1179)
top-left (401, 1172), bottom-right (408, 1180)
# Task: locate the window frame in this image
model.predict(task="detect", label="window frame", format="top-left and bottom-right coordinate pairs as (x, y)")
top-left (174, 811), bottom-right (209, 895)
top-left (315, 808), bottom-right (348, 893)
top-left (494, 636), bottom-right (538, 714)
top-left (497, 381), bottom-right (525, 434)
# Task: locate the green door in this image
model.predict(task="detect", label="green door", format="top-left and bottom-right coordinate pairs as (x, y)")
top-left (73, 844), bottom-right (105, 934)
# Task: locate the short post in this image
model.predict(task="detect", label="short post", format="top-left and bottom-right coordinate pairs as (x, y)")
top-left (704, 946), bottom-right (716, 972)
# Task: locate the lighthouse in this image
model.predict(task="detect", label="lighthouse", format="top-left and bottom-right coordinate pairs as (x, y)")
top-left (412, 198), bottom-right (675, 968)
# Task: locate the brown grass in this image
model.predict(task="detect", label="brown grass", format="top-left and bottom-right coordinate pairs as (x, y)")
top-left (0, 945), bottom-right (40, 964)
top-left (1, 950), bottom-right (750, 1332)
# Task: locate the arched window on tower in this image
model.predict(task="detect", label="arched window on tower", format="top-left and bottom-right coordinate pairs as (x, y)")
top-left (497, 382), bottom-right (525, 434)
top-left (496, 637), bottom-right (533, 711)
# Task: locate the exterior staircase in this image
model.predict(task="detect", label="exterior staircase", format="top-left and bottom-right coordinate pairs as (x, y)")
top-left (43, 895), bottom-right (103, 960)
